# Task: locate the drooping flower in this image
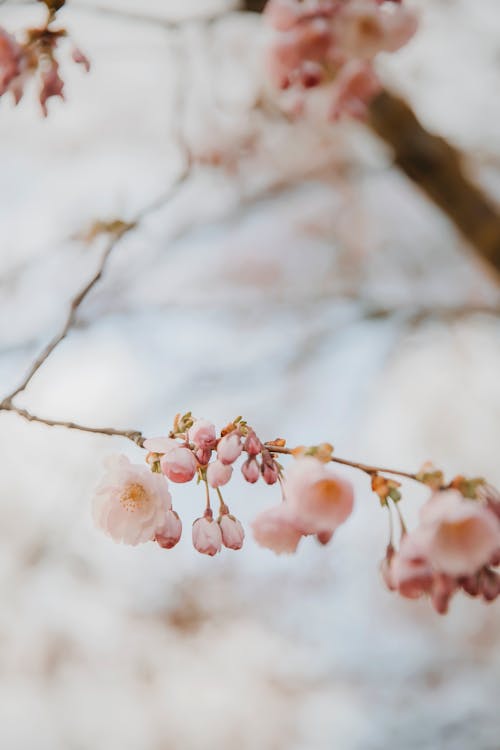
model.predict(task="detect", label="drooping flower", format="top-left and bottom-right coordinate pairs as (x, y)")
top-left (252, 505), bottom-right (303, 554)
top-left (243, 430), bottom-right (262, 456)
top-left (92, 455), bottom-right (171, 545)
top-left (217, 433), bottom-right (242, 465)
top-left (192, 511), bottom-right (222, 556)
top-left (219, 513), bottom-right (245, 550)
top-left (155, 509), bottom-right (182, 549)
top-left (418, 490), bottom-right (500, 577)
top-left (261, 451), bottom-right (280, 485)
top-left (206, 460), bottom-right (233, 488)
top-left (39, 59), bottom-right (64, 117)
top-left (284, 456), bottom-right (354, 534)
top-left (389, 532), bottom-right (434, 599)
top-left (242, 457), bottom-right (260, 484)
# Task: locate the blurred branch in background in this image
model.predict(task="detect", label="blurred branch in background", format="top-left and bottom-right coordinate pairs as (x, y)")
top-left (369, 92), bottom-right (500, 280)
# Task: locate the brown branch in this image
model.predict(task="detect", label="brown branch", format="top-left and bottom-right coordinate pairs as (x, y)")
top-left (368, 91), bottom-right (500, 279)
top-left (264, 444), bottom-right (420, 482)
top-left (2, 403), bottom-right (145, 446)
top-left (0, 165), bottom-right (191, 408)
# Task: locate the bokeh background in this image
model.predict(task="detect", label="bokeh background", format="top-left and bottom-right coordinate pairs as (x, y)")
top-left (1, 1), bottom-right (500, 748)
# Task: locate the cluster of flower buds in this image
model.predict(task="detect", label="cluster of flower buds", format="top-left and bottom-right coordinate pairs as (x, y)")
top-left (264, 0), bottom-right (417, 120)
top-left (92, 412), bottom-right (500, 615)
top-left (0, 1), bottom-right (89, 116)
top-left (381, 482), bottom-right (500, 614)
top-left (93, 415), bottom-right (285, 557)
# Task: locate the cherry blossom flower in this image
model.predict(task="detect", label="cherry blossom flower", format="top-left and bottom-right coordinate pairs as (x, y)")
top-left (219, 513), bottom-right (245, 550)
top-left (389, 532), bottom-right (434, 599)
top-left (418, 490), bottom-right (500, 577)
top-left (192, 511), bottom-right (222, 556)
top-left (217, 433), bottom-right (243, 465)
top-left (207, 460), bottom-right (233, 488)
top-left (284, 456), bottom-right (354, 534)
top-left (252, 505), bottom-right (303, 554)
top-left (261, 451), bottom-right (280, 485)
top-left (155, 509), bottom-right (182, 549)
top-left (92, 455), bottom-right (171, 546)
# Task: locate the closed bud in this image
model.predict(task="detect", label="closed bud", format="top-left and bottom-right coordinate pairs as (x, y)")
top-left (217, 433), bottom-right (242, 465)
top-left (219, 514), bottom-right (245, 550)
top-left (242, 458), bottom-right (260, 484)
top-left (160, 446), bottom-right (197, 483)
top-left (192, 512), bottom-right (222, 556)
top-left (155, 509), bottom-right (182, 549)
top-left (244, 430), bottom-right (262, 457)
top-left (207, 460), bottom-right (233, 488)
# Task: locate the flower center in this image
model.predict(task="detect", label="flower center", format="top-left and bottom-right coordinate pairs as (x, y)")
top-left (120, 482), bottom-right (149, 512)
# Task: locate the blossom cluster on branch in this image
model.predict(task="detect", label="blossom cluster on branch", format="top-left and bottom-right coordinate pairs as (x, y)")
top-left (0, 0), bottom-right (89, 116)
top-left (92, 412), bottom-right (500, 615)
top-left (264, 0), bottom-right (417, 120)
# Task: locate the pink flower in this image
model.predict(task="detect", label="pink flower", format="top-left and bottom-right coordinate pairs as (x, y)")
top-left (195, 446), bottom-right (213, 465)
top-left (160, 446), bottom-right (197, 483)
top-left (419, 490), bottom-right (500, 577)
top-left (284, 457), bottom-right (354, 534)
top-left (206, 460), bottom-right (233, 488)
top-left (243, 430), bottom-right (262, 456)
top-left (155, 509), bottom-right (182, 549)
top-left (430, 573), bottom-right (457, 615)
top-left (92, 455), bottom-right (171, 546)
top-left (336, 0), bottom-right (417, 60)
top-left (390, 532), bottom-right (434, 599)
top-left (0, 27), bottom-right (24, 98)
top-left (242, 457), bottom-right (260, 484)
top-left (192, 512), bottom-right (222, 556)
top-left (39, 60), bottom-right (64, 117)
top-left (219, 514), bottom-right (245, 550)
top-left (252, 505), bottom-right (303, 554)
top-left (143, 436), bottom-right (178, 454)
top-left (329, 60), bottom-right (380, 121)
top-left (316, 529), bottom-right (334, 546)
top-left (217, 433), bottom-right (242, 465)
top-left (189, 418), bottom-right (216, 449)
top-left (261, 451), bottom-right (280, 485)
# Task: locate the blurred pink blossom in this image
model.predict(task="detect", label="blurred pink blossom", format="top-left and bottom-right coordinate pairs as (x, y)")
top-left (252, 505), bottom-right (303, 554)
top-left (217, 433), bottom-right (243, 465)
top-left (207, 460), bottom-right (233, 488)
top-left (155, 509), bottom-right (182, 549)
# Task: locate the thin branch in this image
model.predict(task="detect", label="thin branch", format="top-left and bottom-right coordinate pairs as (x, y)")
top-left (0, 165), bottom-right (191, 407)
top-left (2, 402), bottom-right (145, 446)
top-left (264, 444), bottom-right (420, 482)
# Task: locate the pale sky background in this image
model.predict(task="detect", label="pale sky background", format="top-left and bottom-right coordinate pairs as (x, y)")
top-left (1, 1), bottom-right (500, 749)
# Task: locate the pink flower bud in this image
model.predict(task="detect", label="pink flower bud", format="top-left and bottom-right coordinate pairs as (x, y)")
top-left (460, 573), bottom-right (480, 597)
top-left (160, 446), bottom-right (197, 483)
top-left (192, 513), bottom-right (222, 556)
top-left (189, 419), bottom-right (216, 449)
top-left (155, 509), bottom-right (182, 549)
top-left (261, 452), bottom-right (279, 485)
top-left (479, 568), bottom-right (500, 602)
top-left (219, 514), bottom-right (245, 550)
top-left (251, 505), bottom-right (303, 555)
top-left (195, 446), bottom-right (213, 466)
top-left (244, 430), bottom-right (262, 456)
top-left (72, 46), bottom-right (91, 73)
top-left (431, 573), bottom-right (457, 615)
top-left (206, 460), bottom-right (233, 488)
top-left (217, 433), bottom-right (242, 465)
top-left (316, 530), bottom-right (334, 546)
top-left (242, 458), bottom-right (260, 484)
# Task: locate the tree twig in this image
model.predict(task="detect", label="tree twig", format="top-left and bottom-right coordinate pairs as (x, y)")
top-left (0, 165), bottom-right (191, 408)
top-left (368, 91), bottom-right (500, 279)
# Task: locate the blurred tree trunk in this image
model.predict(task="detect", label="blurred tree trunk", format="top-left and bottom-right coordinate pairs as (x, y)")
top-left (242, 0), bottom-right (267, 11)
